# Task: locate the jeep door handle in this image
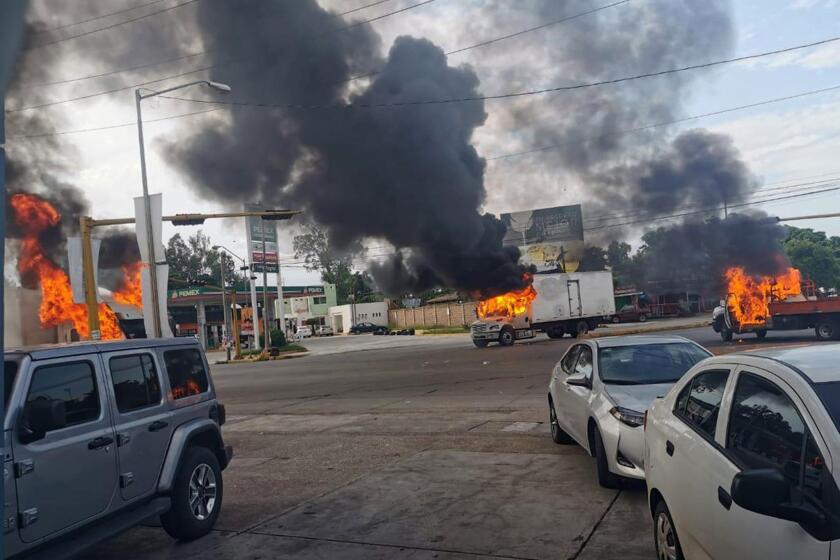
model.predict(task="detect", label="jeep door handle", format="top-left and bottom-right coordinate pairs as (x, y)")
top-left (88, 436), bottom-right (114, 450)
top-left (718, 486), bottom-right (732, 510)
top-left (148, 421), bottom-right (169, 432)
top-left (665, 440), bottom-right (675, 456)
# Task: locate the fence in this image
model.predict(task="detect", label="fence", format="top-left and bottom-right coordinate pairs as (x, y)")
top-left (389, 302), bottom-right (478, 329)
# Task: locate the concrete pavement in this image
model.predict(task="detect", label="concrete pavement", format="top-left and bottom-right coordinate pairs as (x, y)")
top-left (90, 321), bottom-right (820, 559)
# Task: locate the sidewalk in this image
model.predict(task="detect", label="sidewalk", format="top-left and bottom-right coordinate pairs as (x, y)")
top-left (591, 315), bottom-right (711, 337)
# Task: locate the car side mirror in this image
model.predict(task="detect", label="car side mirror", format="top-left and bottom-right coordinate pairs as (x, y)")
top-left (731, 469), bottom-right (826, 529)
top-left (566, 374), bottom-right (591, 389)
top-left (19, 398), bottom-right (66, 444)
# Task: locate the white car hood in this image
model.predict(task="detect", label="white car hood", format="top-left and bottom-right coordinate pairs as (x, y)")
top-left (604, 383), bottom-right (674, 412)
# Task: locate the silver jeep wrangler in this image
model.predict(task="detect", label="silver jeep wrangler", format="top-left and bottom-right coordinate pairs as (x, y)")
top-left (3, 338), bottom-right (232, 559)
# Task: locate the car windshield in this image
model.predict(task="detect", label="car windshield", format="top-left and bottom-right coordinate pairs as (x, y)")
top-left (814, 382), bottom-right (840, 433)
top-left (598, 342), bottom-right (711, 385)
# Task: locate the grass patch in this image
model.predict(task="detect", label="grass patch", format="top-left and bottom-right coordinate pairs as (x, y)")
top-left (419, 326), bottom-right (470, 335)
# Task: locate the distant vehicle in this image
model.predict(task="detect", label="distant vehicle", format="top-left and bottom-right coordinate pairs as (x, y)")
top-left (4, 338), bottom-right (232, 559)
top-left (609, 304), bottom-right (650, 323)
top-left (548, 335), bottom-right (710, 488)
top-left (645, 345), bottom-right (840, 560)
top-left (471, 271), bottom-right (616, 348)
top-left (315, 325), bottom-right (334, 336)
top-left (372, 325), bottom-right (390, 335)
top-left (349, 322), bottom-right (384, 334)
top-left (296, 325), bottom-right (313, 338)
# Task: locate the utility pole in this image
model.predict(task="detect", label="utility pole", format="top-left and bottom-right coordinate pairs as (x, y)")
top-left (230, 286), bottom-right (242, 359)
top-left (261, 219), bottom-right (271, 350)
top-left (220, 252), bottom-right (231, 362)
top-left (79, 216), bottom-right (101, 339)
top-left (275, 221), bottom-right (286, 339)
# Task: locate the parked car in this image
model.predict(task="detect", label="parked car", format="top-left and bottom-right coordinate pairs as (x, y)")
top-left (548, 335), bottom-right (711, 488)
top-left (645, 344), bottom-right (840, 560)
top-left (349, 322), bottom-right (384, 334)
top-left (3, 338), bottom-right (232, 559)
top-left (609, 304), bottom-right (651, 323)
top-left (372, 325), bottom-right (390, 335)
top-left (296, 325), bottom-right (313, 338)
top-left (315, 325), bottom-right (334, 336)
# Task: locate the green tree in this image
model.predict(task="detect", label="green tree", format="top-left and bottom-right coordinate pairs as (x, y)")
top-left (577, 245), bottom-right (607, 272)
top-left (293, 224), bottom-right (368, 304)
top-left (784, 236), bottom-right (840, 290)
top-left (166, 232), bottom-right (243, 288)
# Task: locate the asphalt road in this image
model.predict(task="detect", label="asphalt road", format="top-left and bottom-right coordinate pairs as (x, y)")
top-left (91, 323), bottom-right (821, 560)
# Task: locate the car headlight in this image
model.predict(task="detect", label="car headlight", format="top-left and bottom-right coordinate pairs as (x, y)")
top-left (610, 406), bottom-right (645, 428)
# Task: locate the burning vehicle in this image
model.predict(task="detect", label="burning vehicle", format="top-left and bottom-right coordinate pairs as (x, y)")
top-left (470, 272), bottom-right (615, 348)
top-left (715, 266), bottom-right (840, 341)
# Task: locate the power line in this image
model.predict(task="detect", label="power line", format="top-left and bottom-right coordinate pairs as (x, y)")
top-left (7, 81), bottom-right (840, 142)
top-left (158, 36), bottom-right (840, 110)
top-left (32, 0), bottom-right (167, 34)
top-left (337, 0), bottom-right (397, 17)
top-left (486, 82), bottom-right (840, 161)
top-left (9, 0), bottom-right (437, 111)
top-left (584, 185), bottom-right (840, 231)
top-left (26, 0), bottom-right (201, 50)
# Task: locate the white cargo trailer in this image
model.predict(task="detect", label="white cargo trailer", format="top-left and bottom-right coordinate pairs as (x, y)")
top-left (470, 271), bottom-right (615, 348)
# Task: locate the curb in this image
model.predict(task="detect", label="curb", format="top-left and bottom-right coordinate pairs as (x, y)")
top-left (213, 351), bottom-right (309, 365)
top-left (586, 320), bottom-right (711, 338)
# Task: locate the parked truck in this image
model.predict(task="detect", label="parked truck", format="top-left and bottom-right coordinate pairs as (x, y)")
top-left (470, 271), bottom-right (616, 348)
top-left (714, 279), bottom-right (840, 341)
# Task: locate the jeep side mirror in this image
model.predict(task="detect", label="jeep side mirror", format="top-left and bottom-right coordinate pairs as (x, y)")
top-left (20, 398), bottom-right (66, 444)
top-left (731, 469), bottom-right (826, 529)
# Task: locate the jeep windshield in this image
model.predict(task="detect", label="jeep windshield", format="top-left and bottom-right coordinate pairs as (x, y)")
top-left (598, 343), bottom-right (711, 385)
top-left (5, 359), bottom-right (18, 414)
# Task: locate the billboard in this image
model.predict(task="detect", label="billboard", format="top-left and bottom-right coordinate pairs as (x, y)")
top-left (501, 204), bottom-right (584, 273)
top-left (245, 203), bottom-right (278, 273)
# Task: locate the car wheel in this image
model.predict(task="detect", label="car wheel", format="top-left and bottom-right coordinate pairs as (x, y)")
top-left (592, 426), bottom-right (620, 489)
top-left (638, 314), bottom-right (647, 322)
top-left (499, 326), bottom-right (515, 346)
top-left (576, 320), bottom-right (589, 337)
top-left (473, 339), bottom-right (489, 348)
top-left (654, 500), bottom-right (684, 560)
top-left (546, 327), bottom-right (565, 339)
top-left (720, 326), bottom-right (733, 342)
top-left (755, 329), bottom-right (767, 339)
top-left (160, 446), bottom-right (223, 541)
top-left (816, 321), bottom-right (838, 341)
top-left (611, 315), bottom-right (621, 324)
top-left (549, 400), bottom-right (574, 444)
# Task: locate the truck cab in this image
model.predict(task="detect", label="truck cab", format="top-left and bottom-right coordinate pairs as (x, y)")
top-left (470, 312), bottom-right (534, 348)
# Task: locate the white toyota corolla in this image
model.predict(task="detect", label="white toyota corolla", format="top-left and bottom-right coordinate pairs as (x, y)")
top-left (548, 335), bottom-right (711, 487)
top-left (645, 345), bottom-right (840, 560)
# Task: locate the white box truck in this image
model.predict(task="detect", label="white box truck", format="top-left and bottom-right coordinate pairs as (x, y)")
top-left (470, 271), bottom-right (615, 348)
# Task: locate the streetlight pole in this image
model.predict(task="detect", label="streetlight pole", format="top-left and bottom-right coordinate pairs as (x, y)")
top-left (135, 79), bottom-right (231, 338)
top-left (213, 245), bottom-right (259, 350)
top-left (219, 252), bottom-right (231, 362)
top-left (261, 219), bottom-right (272, 350)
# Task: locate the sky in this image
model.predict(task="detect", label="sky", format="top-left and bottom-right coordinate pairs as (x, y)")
top-left (5, 0), bottom-right (840, 287)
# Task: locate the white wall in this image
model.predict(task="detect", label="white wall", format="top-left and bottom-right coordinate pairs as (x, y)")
top-left (328, 302), bottom-right (388, 333)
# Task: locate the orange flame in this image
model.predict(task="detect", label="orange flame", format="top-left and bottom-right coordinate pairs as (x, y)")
top-left (724, 266), bottom-right (801, 327)
top-left (10, 193), bottom-right (125, 340)
top-left (170, 378), bottom-right (202, 399)
top-left (113, 261), bottom-right (144, 309)
top-left (477, 283), bottom-right (538, 319)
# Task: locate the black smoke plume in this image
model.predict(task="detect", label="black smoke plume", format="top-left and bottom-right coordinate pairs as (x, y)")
top-left (162, 1), bottom-right (530, 296)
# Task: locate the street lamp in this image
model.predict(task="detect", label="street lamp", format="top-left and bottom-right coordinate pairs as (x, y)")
top-left (136, 80), bottom-right (231, 338)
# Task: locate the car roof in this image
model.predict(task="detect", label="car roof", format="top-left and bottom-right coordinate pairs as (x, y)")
top-left (5, 337), bottom-right (200, 362)
top-left (736, 344), bottom-right (840, 384)
top-left (593, 334), bottom-right (697, 349)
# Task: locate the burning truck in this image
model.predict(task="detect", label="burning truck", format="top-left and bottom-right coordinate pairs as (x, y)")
top-left (713, 266), bottom-right (840, 342)
top-left (470, 271), bottom-right (615, 348)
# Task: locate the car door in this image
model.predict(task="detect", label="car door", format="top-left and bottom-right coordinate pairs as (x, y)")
top-left (653, 367), bottom-right (732, 560)
top-left (13, 356), bottom-right (118, 542)
top-left (704, 367), bottom-right (831, 560)
top-left (105, 350), bottom-right (174, 501)
top-left (561, 345), bottom-right (595, 447)
top-left (552, 344), bottom-right (582, 434)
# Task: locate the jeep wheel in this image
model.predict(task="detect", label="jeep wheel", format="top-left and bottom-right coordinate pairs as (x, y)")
top-left (161, 446), bottom-right (223, 541)
top-left (499, 326), bottom-right (515, 346)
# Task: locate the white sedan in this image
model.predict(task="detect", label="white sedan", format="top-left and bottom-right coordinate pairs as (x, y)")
top-left (645, 345), bottom-right (840, 560)
top-left (548, 335), bottom-right (711, 487)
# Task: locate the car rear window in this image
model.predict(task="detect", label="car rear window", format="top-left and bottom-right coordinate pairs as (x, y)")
top-left (814, 381), bottom-right (840, 433)
top-left (163, 348), bottom-right (209, 400)
top-left (598, 342), bottom-right (711, 385)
